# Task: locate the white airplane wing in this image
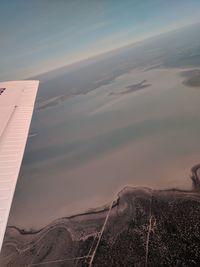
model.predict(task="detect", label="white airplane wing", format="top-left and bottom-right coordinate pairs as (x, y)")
top-left (0, 80), bottom-right (39, 251)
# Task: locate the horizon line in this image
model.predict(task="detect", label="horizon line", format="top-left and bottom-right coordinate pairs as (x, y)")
top-left (28, 20), bottom-right (200, 79)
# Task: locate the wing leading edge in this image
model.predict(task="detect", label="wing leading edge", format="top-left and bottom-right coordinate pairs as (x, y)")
top-left (0, 80), bottom-right (39, 251)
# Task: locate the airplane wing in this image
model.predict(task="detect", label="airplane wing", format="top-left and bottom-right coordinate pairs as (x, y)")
top-left (0, 80), bottom-right (39, 251)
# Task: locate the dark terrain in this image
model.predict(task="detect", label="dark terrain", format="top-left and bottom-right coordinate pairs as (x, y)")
top-left (108, 80), bottom-right (151, 96)
top-left (1, 165), bottom-right (200, 267)
top-left (181, 69), bottom-right (200, 87)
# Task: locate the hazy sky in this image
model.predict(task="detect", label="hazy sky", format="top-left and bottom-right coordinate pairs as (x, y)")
top-left (1, 0), bottom-right (200, 80)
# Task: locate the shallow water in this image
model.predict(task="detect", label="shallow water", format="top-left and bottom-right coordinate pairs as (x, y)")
top-left (9, 67), bottom-right (200, 228)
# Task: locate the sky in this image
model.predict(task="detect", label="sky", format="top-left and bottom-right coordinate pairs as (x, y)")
top-left (0, 0), bottom-right (200, 81)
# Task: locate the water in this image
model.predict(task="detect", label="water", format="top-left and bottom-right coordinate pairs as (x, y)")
top-left (8, 66), bottom-right (200, 229)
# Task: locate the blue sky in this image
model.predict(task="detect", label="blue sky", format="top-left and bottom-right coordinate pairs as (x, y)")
top-left (0, 0), bottom-right (200, 80)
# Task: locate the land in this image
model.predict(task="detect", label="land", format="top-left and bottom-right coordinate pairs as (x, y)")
top-left (1, 165), bottom-right (200, 267)
top-left (36, 95), bottom-right (70, 110)
top-left (181, 69), bottom-right (200, 87)
top-left (109, 80), bottom-right (151, 96)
